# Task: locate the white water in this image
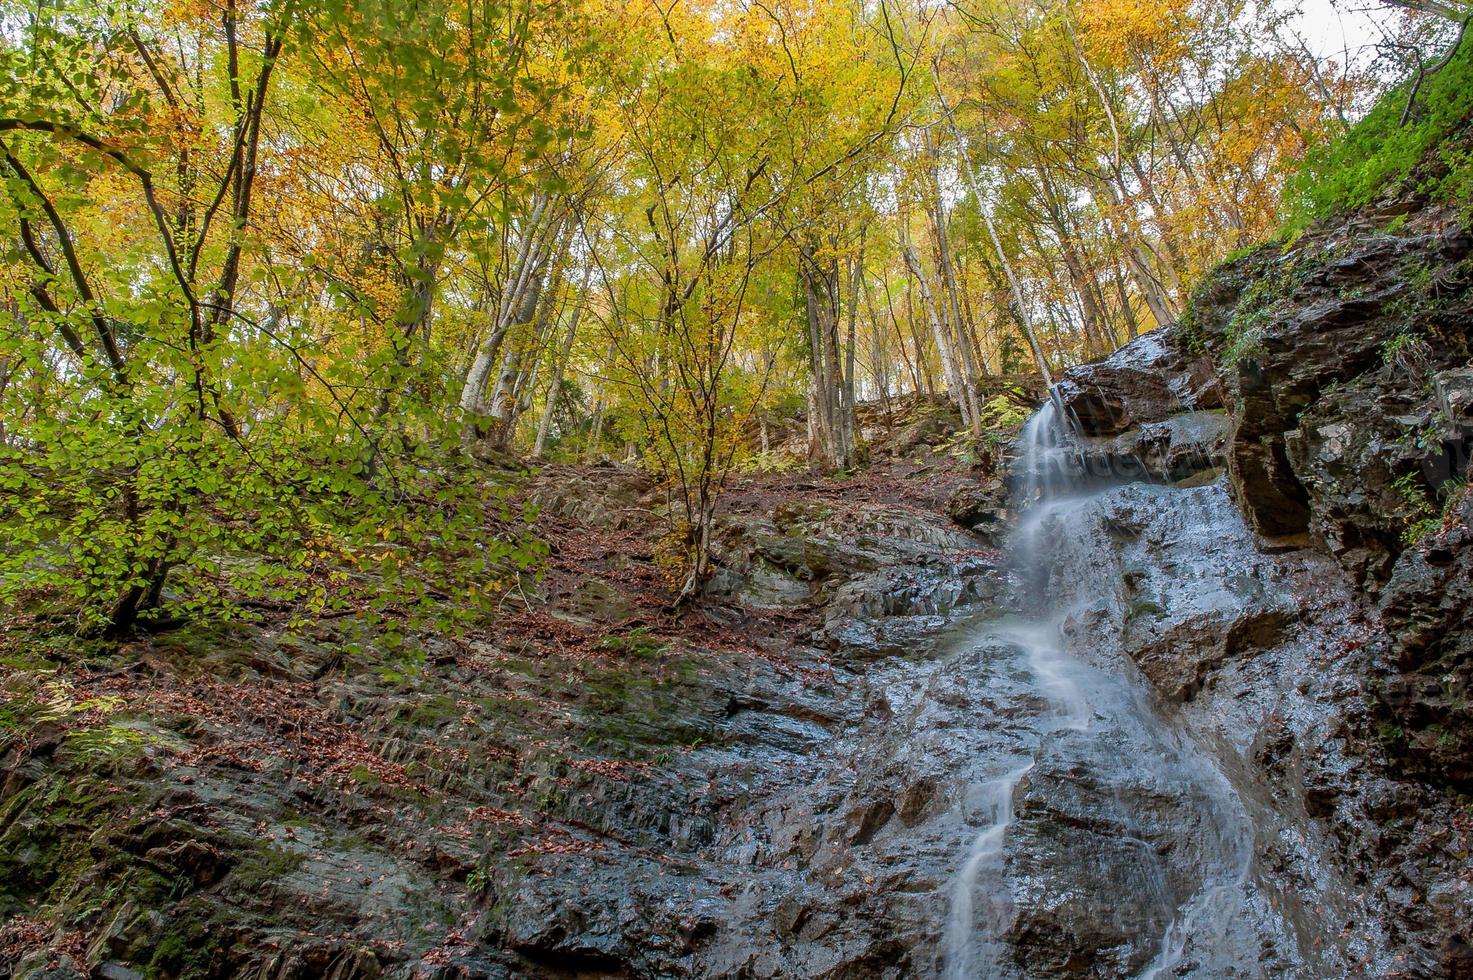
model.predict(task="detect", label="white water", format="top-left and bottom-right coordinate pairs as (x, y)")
top-left (943, 762), bottom-right (1035, 980)
top-left (1015, 399), bottom-right (1077, 509)
top-left (940, 617), bottom-right (1094, 980)
top-left (940, 398), bottom-right (1265, 979)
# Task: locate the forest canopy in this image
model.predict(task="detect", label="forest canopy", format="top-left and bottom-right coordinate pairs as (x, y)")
top-left (0, 0), bottom-right (1462, 634)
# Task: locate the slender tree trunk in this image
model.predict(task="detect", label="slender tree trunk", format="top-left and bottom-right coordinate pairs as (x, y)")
top-left (927, 197), bottom-right (984, 433)
top-left (869, 271), bottom-right (911, 399)
top-left (1120, 155), bottom-right (1187, 300)
top-left (821, 251), bottom-right (849, 467)
top-left (533, 281), bottom-right (587, 458)
top-left (862, 275), bottom-right (894, 422)
top-left (1033, 162), bottom-right (1113, 356)
top-left (459, 197), bottom-right (554, 431)
top-left (896, 266), bottom-right (933, 396)
top-left (486, 218), bottom-right (574, 444)
top-left (1111, 257), bottom-right (1142, 340)
top-left (842, 228), bottom-right (865, 460)
top-left (801, 240), bottom-right (855, 469)
top-left (1094, 184), bottom-right (1177, 329)
top-left (903, 238), bottom-right (972, 430)
top-left (935, 90), bottom-right (1052, 387)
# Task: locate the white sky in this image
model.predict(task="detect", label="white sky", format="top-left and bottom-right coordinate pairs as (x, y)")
top-left (1290, 0), bottom-right (1395, 65)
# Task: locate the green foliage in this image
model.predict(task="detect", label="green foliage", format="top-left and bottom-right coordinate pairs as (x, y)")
top-left (0, 212), bottom-right (547, 635)
top-left (1282, 38), bottom-right (1473, 232)
top-left (1382, 327), bottom-right (1434, 378)
top-left (0, 328), bottom-right (546, 635)
top-left (0, 0), bottom-right (549, 639)
top-left (1397, 411), bottom-right (1447, 456)
top-left (977, 394), bottom-right (1029, 428)
top-left (0, 675), bottom-right (160, 763)
top-left (62, 723), bottom-right (151, 761)
top-left (466, 866), bottom-right (494, 896)
top-left (1220, 276), bottom-right (1277, 368)
top-left (1392, 471), bottom-right (1465, 546)
top-left (1175, 302), bottom-right (1204, 355)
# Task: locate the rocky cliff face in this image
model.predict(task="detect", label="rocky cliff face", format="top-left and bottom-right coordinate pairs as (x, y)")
top-left (1052, 186), bottom-right (1473, 976)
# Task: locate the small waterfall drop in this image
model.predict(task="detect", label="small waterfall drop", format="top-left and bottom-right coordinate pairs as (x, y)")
top-left (1014, 397), bottom-right (1077, 511)
top-left (938, 391), bottom-right (1279, 979)
top-left (942, 762), bottom-right (1034, 980)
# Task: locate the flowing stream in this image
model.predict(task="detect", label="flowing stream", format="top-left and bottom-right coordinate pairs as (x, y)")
top-left (938, 400), bottom-right (1289, 978)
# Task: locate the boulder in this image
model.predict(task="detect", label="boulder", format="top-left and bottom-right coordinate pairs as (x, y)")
top-left (1073, 410), bottom-right (1231, 486)
top-left (1053, 332), bottom-right (1221, 437)
top-left (945, 477), bottom-right (1008, 537)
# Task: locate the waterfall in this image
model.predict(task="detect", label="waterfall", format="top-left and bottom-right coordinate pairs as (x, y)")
top-left (938, 393), bottom-right (1273, 979)
top-left (1013, 398), bottom-right (1077, 510)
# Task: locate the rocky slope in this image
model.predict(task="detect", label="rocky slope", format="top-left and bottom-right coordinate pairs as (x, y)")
top-left (0, 420), bottom-right (1034, 979)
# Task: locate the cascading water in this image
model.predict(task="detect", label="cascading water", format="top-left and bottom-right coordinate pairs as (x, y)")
top-left (1015, 398), bottom-right (1077, 509)
top-left (942, 762), bottom-right (1034, 980)
top-left (938, 394), bottom-right (1295, 978)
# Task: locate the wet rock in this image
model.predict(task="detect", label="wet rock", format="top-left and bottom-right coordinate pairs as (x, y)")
top-left (1131, 606), bottom-right (1295, 704)
top-left (1285, 373), bottom-right (1429, 583)
top-left (1433, 367), bottom-right (1473, 437)
top-left (847, 798), bottom-right (895, 845)
top-left (822, 557), bottom-right (1005, 661)
top-left (1053, 332), bottom-right (1221, 437)
top-left (1073, 410), bottom-right (1231, 486)
top-left (1377, 489), bottom-right (1473, 789)
top-left (1182, 219), bottom-right (1473, 550)
top-left (503, 876), bottom-right (634, 969)
top-left (1006, 772), bottom-right (1178, 977)
top-left (1434, 363), bottom-right (1473, 414)
top-left (1041, 186), bottom-right (1473, 976)
top-left (897, 778), bottom-right (938, 827)
top-left (12, 954), bottom-right (85, 980)
top-left (142, 839), bottom-right (233, 886)
top-left (711, 497), bottom-right (988, 613)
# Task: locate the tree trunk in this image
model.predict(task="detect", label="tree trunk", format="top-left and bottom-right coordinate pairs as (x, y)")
top-left (801, 241), bottom-right (853, 469)
top-left (486, 217), bottom-right (573, 444)
top-left (1093, 183), bottom-right (1177, 329)
top-left (935, 90), bottom-right (1053, 388)
top-left (459, 197), bottom-right (555, 433)
top-left (902, 237), bottom-right (973, 430)
top-left (841, 229), bottom-right (864, 464)
top-left (533, 287), bottom-right (585, 458)
top-left (924, 183), bottom-right (983, 434)
top-left (1111, 258), bottom-right (1143, 340)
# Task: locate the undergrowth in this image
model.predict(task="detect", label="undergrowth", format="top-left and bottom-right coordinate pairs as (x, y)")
top-left (1282, 33), bottom-right (1473, 234)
